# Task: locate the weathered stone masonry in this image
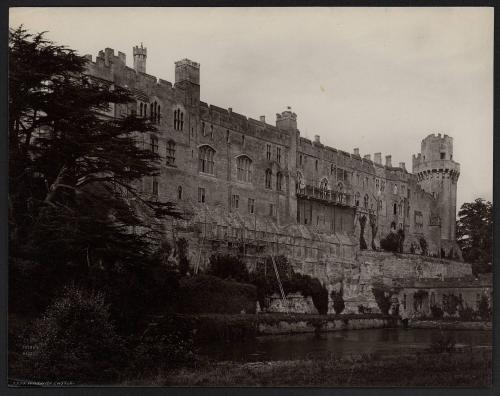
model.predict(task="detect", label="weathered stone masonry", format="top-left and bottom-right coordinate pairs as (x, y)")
top-left (83, 45), bottom-right (490, 314)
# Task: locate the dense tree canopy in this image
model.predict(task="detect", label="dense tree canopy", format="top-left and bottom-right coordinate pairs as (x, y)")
top-left (9, 27), bottom-right (179, 271)
top-left (456, 198), bottom-right (492, 274)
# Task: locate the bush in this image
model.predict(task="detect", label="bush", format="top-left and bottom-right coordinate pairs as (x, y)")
top-left (458, 306), bottom-right (475, 321)
top-left (478, 294), bottom-right (491, 321)
top-left (207, 254), bottom-right (249, 283)
top-left (131, 315), bottom-right (194, 374)
top-left (331, 289), bottom-right (345, 314)
top-left (176, 238), bottom-right (190, 276)
top-left (419, 237), bottom-right (428, 255)
top-left (372, 287), bottom-right (391, 315)
top-left (179, 274), bottom-right (257, 314)
top-left (430, 305), bottom-right (444, 319)
top-left (27, 286), bottom-right (126, 384)
top-left (380, 232), bottom-right (400, 253)
top-left (443, 294), bottom-right (461, 316)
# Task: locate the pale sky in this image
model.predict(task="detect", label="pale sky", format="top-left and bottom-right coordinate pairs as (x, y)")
top-left (10, 7), bottom-right (493, 210)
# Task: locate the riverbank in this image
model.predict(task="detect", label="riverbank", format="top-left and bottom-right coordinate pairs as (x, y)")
top-left (410, 320), bottom-right (492, 331)
top-left (126, 348), bottom-right (491, 386)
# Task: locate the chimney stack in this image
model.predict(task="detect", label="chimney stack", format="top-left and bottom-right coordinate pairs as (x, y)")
top-left (314, 135), bottom-right (321, 144)
top-left (353, 148), bottom-right (360, 156)
top-left (260, 115), bottom-right (266, 123)
top-left (228, 107), bottom-right (232, 115)
top-left (385, 155), bottom-right (392, 167)
top-left (364, 154), bottom-right (371, 161)
top-left (374, 153), bottom-right (382, 164)
top-left (399, 162), bottom-right (406, 170)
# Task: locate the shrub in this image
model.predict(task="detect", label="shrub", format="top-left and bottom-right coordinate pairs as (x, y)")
top-left (430, 305), bottom-right (444, 319)
top-left (331, 289), bottom-right (345, 314)
top-left (176, 238), bottom-right (190, 276)
top-left (179, 274), bottom-right (257, 314)
top-left (372, 287), bottom-right (391, 315)
top-left (458, 306), bottom-right (475, 321)
top-left (380, 232), bottom-right (400, 253)
top-left (443, 294), bottom-right (461, 316)
top-left (478, 294), bottom-right (491, 321)
top-left (419, 237), bottom-right (428, 255)
top-left (28, 286), bottom-right (126, 384)
top-left (131, 315), bottom-right (194, 374)
top-left (207, 254), bottom-right (249, 283)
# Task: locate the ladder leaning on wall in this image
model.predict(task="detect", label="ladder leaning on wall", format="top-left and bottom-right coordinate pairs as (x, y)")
top-left (265, 220), bottom-right (288, 313)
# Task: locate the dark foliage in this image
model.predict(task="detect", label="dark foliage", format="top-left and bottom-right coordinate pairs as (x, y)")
top-left (27, 286), bottom-right (127, 384)
top-left (9, 27), bottom-right (180, 276)
top-left (372, 287), bottom-right (392, 315)
top-left (478, 294), bottom-right (491, 321)
top-left (331, 289), bottom-right (345, 314)
top-left (249, 256), bottom-right (329, 314)
top-left (419, 237), bottom-right (428, 256)
top-left (413, 290), bottom-right (428, 312)
top-left (458, 306), bottom-right (475, 321)
top-left (443, 294), bottom-right (461, 316)
top-left (359, 215), bottom-right (367, 250)
top-left (178, 275), bottom-right (257, 314)
top-left (456, 198), bottom-right (492, 272)
top-left (131, 315), bottom-right (194, 373)
top-left (207, 254), bottom-right (250, 283)
top-left (176, 238), bottom-right (190, 276)
top-left (430, 305), bottom-right (444, 319)
top-left (428, 332), bottom-right (456, 354)
top-left (380, 231), bottom-right (400, 252)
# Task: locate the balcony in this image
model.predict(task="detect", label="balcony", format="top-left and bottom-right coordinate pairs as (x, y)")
top-left (296, 185), bottom-right (352, 207)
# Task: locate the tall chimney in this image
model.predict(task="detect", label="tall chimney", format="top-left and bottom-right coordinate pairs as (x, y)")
top-left (260, 115), bottom-right (266, 123)
top-left (399, 162), bottom-right (406, 170)
top-left (314, 135), bottom-right (321, 144)
top-left (374, 153), bottom-right (382, 164)
top-left (353, 148), bottom-right (360, 156)
top-left (133, 43), bottom-right (147, 74)
top-left (385, 155), bottom-right (392, 167)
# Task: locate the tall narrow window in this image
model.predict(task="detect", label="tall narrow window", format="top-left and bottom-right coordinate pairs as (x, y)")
top-left (199, 145), bottom-right (215, 174)
top-left (266, 144), bottom-right (271, 160)
top-left (265, 169), bottom-right (272, 189)
top-left (150, 135), bottom-right (158, 153)
top-left (276, 172), bottom-right (283, 191)
top-left (299, 154), bottom-right (303, 167)
top-left (276, 147), bottom-right (282, 163)
top-left (174, 109), bottom-right (184, 131)
top-left (139, 102), bottom-right (144, 117)
top-left (226, 130), bottom-right (230, 143)
top-left (198, 187), bottom-right (206, 203)
top-left (355, 192), bottom-right (360, 206)
top-left (180, 112), bottom-right (184, 130)
top-left (248, 198), bottom-right (255, 214)
top-left (166, 140), bottom-right (176, 166)
top-left (364, 194), bottom-right (369, 209)
top-left (177, 186), bottom-right (183, 200)
top-left (202, 122), bottom-right (206, 136)
top-left (236, 155), bottom-right (252, 182)
top-left (231, 194), bottom-right (239, 210)
top-left (269, 203), bottom-right (275, 216)
top-left (157, 105), bottom-right (161, 123)
top-left (315, 160), bottom-right (318, 171)
top-left (393, 203), bottom-right (397, 215)
top-left (152, 178), bottom-right (158, 196)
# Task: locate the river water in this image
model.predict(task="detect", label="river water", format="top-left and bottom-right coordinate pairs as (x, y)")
top-left (198, 328), bottom-right (492, 362)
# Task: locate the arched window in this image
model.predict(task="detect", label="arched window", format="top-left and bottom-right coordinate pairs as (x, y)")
top-left (364, 194), bottom-right (369, 209)
top-left (320, 178), bottom-right (328, 191)
top-left (139, 102), bottom-right (143, 117)
top-left (199, 145), bottom-right (215, 174)
top-left (399, 201), bottom-right (403, 216)
top-left (355, 192), bottom-right (360, 206)
top-left (393, 184), bottom-right (398, 195)
top-left (150, 135), bottom-right (158, 153)
top-left (265, 169), bottom-right (272, 189)
top-left (276, 172), bottom-right (283, 191)
top-left (236, 155), bottom-right (252, 182)
top-left (174, 109), bottom-right (184, 131)
top-left (177, 186), bottom-right (183, 200)
top-left (166, 140), bottom-right (176, 166)
top-left (393, 203), bottom-right (398, 215)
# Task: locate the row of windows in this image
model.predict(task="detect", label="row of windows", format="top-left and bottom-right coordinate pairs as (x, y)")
top-left (231, 194), bottom-right (275, 216)
top-left (266, 144), bottom-right (282, 163)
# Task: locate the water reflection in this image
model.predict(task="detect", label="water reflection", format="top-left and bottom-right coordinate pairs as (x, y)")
top-left (198, 329), bottom-right (492, 362)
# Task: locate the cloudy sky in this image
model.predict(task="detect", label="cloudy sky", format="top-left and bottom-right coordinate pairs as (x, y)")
top-left (10, 7), bottom-right (493, 209)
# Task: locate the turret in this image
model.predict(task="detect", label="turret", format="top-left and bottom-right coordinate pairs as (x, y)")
top-left (175, 58), bottom-right (200, 104)
top-left (276, 106), bottom-right (297, 132)
top-left (413, 133), bottom-right (460, 242)
top-left (133, 43), bottom-right (147, 74)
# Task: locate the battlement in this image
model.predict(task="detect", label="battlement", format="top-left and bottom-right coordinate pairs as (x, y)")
top-left (175, 58), bottom-right (200, 69)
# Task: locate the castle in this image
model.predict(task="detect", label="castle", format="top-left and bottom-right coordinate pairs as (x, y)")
top-left (82, 45), bottom-right (489, 314)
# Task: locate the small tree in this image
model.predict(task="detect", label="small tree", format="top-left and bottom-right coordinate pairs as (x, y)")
top-left (331, 289), bottom-right (345, 315)
top-left (419, 237), bottom-right (428, 256)
top-left (372, 287), bottom-right (392, 314)
top-left (478, 294), bottom-right (491, 321)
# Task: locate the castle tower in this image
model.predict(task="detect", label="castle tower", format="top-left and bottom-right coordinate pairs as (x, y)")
top-left (175, 59), bottom-right (200, 104)
top-left (133, 43), bottom-right (147, 74)
top-left (412, 133), bottom-right (460, 242)
top-left (276, 107), bottom-right (299, 224)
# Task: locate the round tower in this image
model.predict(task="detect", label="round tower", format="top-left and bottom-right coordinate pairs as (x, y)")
top-left (412, 133), bottom-right (460, 242)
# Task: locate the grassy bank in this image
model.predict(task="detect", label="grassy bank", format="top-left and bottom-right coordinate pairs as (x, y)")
top-left (127, 349), bottom-right (491, 387)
